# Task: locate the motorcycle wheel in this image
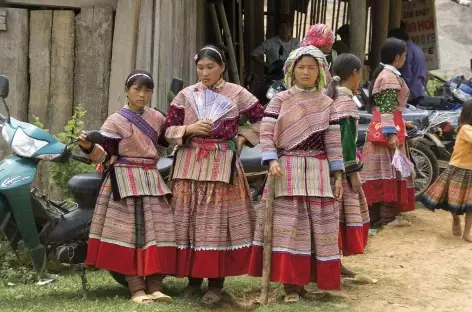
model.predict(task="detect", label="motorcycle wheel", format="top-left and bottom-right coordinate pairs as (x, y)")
top-left (409, 142), bottom-right (439, 201)
top-left (109, 270), bottom-right (128, 287)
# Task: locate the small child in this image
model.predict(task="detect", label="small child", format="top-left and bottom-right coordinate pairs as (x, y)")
top-left (422, 100), bottom-right (472, 242)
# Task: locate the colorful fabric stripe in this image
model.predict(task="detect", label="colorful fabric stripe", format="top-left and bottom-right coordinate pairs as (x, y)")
top-left (422, 165), bottom-right (472, 214)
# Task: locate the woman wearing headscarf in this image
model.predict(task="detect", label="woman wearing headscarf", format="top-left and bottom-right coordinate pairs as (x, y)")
top-left (300, 23), bottom-right (336, 83)
top-left (248, 46), bottom-right (345, 303)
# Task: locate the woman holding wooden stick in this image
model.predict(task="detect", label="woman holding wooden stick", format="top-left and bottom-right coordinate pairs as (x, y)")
top-left (248, 46), bottom-right (345, 303)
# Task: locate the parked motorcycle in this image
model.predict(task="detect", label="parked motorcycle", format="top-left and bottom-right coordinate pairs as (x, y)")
top-left (419, 74), bottom-right (472, 111)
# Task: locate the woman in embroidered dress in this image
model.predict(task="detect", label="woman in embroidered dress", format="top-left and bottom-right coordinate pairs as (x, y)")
top-left (248, 46), bottom-right (345, 303)
top-left (300, 23), bottom-right (335, 83)
top-left (78, 70), bottom-right (176, 304)
top-left (326, 54), bottom-right (369, 277)
top-left (422, 101), bottom-right (472, 241)
top-left (164, 45), bottom-right (264, 304)
top-left (361, 38), bottom-right (415, 227)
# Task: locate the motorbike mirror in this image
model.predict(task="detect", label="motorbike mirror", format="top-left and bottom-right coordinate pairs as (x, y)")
top-left (170, 77), bottom-right (183, 95)
top-left (278, 46), bottom-right (284, 56)
top-left (0, 75), bottom-right (9, 98)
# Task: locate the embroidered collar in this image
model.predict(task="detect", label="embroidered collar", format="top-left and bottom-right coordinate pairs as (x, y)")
top-left (200, 78), bottom-right (225, 91)
top-left (294, 84), bottom-right (318, 92)
top-left (336, 86), bottom-right (354, 98)
top-left (380, 63), bottom-right (402, 76)
top-left (125, 104), bottom-right (145, 115)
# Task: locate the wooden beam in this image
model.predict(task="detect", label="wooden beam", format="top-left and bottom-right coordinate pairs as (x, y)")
top-left (74, 6), bottom-right (113, 130)
top-left (135, 0), bottom-right (153, 72)
top-left (107, 0), bottom-right (139, 114)
top-left (389, 0), bottom-right (402, 30)
top-left (28, 10), bottom-right (52, 125)
top-left (349, 0), bottom-right (367, 65)
top-left (49, 11), bottom-right (75, 135)
top-left (4, 0), bottom-right (117, 9)
top-left (370, 0), bottom-right (390, 69)
top-left (156, 0), bottom-right (173, 111)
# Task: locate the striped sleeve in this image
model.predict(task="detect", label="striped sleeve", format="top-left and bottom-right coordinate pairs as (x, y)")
top-left (164, 90), bottom-right (187, 146)
top-left (260, 95), bottom-right (282, 166)
top-left (325, 103), bottom-right (345, 172)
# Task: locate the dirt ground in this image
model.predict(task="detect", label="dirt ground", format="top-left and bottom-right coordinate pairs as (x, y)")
top-left (336, 207), bottom-right (472, 312)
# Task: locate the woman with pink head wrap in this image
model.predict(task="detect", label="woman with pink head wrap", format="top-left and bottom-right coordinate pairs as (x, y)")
top-left (300, 24), bottom-right (336, 84)
top-left (300, 23), bottom-right (335, 53)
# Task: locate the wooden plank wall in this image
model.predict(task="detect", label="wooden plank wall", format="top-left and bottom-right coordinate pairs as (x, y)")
top-left (0, 5), bottom-right (113, 198)
top-left (0, 8), bottom-right (29, 161)
top-left (126, 0), bottom-right (206, 112)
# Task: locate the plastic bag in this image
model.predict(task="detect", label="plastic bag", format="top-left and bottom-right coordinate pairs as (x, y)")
top-left (391, 149), bottom-right (415, 178)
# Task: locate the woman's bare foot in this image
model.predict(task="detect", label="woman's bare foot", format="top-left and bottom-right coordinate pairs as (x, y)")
top-left (182, 285), bottom-right (201, 297)
top-left (452, 217), bottom-right (462, 236)
top-left (341, 265), bottom-right (357, 278)
top-left (462, 233), bottom-right (472, 242)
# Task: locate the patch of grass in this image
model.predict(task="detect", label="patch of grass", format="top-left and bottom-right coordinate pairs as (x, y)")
top-left (0, 271), bottom-right (352, 312)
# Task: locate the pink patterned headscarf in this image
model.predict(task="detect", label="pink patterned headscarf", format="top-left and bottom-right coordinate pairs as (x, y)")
top-left (300, 24), bottom-right (335, 48)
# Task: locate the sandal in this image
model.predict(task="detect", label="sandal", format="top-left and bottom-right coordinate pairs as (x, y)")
top-left (202, 288), bottom-right (222, 305)
top-left (284, 292), bottom-right (300, 303)
top-left (131, 291), bottom-right (153, 304)
top-left (149, 290), bottom-right (172, 303)
top-left (385, 218), bottom-right (411, 227)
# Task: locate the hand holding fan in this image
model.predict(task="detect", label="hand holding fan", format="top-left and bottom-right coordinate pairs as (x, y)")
top-left (188, 89), bottom-right (235, 124)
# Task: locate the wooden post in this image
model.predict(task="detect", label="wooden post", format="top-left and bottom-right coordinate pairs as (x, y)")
top-left (28, 11), bottom-right (52, 125)
top-left (238, 0), bottom-right (245, 84)
top-left (371, 0), bottom-right (390, 70)
top-left (208, 2), bottom-right (229, 82)
top-left (151, 0), bottom-right (161, 110)
top-left (260, 176), bottom-right (274, 306)
top-left (172, 0), bottom-right (185, 81)
top-left (49, 11), bottom-right (75, 135)
top-left (74, 6), bottom-right (113, 131)
top-left (217, 1), bottom-right (240, 84)
top-left (349, 0), bottom-right (367, 65)
top-left (136, 0), bottom-right (154, 72)
top-left (157, 0), bottom-right (173, 111)
top-left (107, 0), bottom-right (139, 114)
top-left (266, 0), bottom-right (276, 39)
top-left (389, 0), bottom-right (402, 30)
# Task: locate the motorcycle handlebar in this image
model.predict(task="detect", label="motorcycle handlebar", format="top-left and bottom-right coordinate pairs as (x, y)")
top-left (430, 74), bottom-right (447, 84)
top-left (70, 153), bottom-right (92, 165)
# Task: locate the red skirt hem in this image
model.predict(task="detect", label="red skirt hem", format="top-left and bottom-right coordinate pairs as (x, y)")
top-left (248, 246), bottom-right (341, 290)
top-left (85, 238), bottom-right (176, 276)
top-left (362, 179), bottom-right (415, 212)
top-left (174, 246), bottom-right (252, 278)
top-left (339, 223), bottom-right (369, 256)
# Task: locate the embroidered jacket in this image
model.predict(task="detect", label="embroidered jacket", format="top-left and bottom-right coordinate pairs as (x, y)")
top-left (261, 87), bottom-right (345, 198)
top-left (164, 81), bottom-right (264, 184)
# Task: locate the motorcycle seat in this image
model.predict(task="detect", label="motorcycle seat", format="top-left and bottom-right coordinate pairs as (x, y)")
top-left (67, 172), bottom-right (103, 195)
top-left (240, 145), bottom-right (263, 173)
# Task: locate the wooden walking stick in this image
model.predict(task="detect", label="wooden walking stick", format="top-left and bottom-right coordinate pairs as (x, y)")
top-left (260, 175), bottom-right (275, 305)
